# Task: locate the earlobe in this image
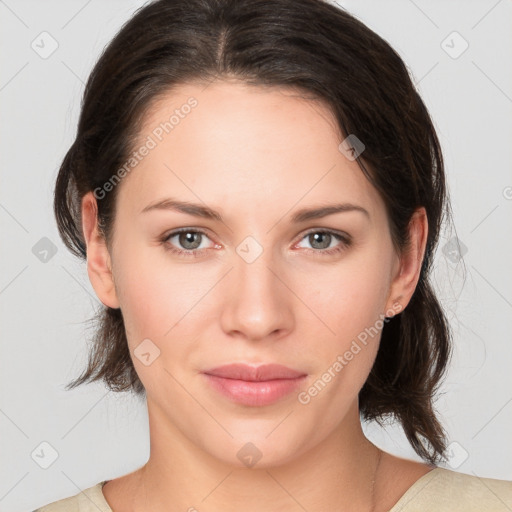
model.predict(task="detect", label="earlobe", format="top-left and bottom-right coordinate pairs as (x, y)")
top-left (385, 207), bottom-right (428, 316)
top-left (81, 191), bottom-right (120, 309)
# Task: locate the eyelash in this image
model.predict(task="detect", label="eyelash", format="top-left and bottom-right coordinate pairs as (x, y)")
top-left (159, 227), bottom-right (352, 258)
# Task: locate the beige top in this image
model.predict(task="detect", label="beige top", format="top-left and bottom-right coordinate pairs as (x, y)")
top-left (34, 467), bottom-right (512, 511)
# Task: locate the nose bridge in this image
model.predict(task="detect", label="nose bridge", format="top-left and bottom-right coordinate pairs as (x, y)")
top-left (235, 240), bottom-right (279, 295)
top-left (219, 236), bottom-right (293, 339)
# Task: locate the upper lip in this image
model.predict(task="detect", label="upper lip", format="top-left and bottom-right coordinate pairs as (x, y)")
top-left (203, 364), bottom-right (306, 381)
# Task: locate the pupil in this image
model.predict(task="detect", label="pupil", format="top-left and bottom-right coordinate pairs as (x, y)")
top-left (311, 232), bottom-right (331, 249)
top-left (180, 232), bottom-right (201, 249)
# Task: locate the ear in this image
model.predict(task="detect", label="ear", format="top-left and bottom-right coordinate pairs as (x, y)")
top-left (81, 191), bottom-right (120, 309)
top-left (384, 207), bottom-right (428, 317)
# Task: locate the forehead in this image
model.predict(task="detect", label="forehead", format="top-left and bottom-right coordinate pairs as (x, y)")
top-left (117, 80), bottom-right (384, 223)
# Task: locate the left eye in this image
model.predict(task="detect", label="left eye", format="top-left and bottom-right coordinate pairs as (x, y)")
top-left (295, 230), bottom-right (350, 252)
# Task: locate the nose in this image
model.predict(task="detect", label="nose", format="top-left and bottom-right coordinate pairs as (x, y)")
top-left (219, 248), bottom-right (294, 342)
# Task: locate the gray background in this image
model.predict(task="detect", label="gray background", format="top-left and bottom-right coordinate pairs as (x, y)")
top-left (1, 0), bottom-right (511, 510)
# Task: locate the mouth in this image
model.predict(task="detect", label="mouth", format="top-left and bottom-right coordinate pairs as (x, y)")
top-left (202, 363), bottom-right (307, 407)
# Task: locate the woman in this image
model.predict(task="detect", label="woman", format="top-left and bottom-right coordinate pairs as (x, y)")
top-left (35, 0), bottom-right (511, 510)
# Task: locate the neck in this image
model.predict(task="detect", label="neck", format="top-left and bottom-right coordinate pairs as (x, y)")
top-left (129, 398), bottom-right (381, 512)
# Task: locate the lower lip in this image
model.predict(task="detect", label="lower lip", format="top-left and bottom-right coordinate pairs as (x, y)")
top-left (203, 374), bottom-right (307, 406)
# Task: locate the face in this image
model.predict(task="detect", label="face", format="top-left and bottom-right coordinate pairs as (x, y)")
top-left (84, 80), bottom-right (423, 469)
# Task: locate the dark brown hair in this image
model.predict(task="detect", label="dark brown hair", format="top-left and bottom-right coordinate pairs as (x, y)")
top-left (55, 0), bottom-right (454, 465)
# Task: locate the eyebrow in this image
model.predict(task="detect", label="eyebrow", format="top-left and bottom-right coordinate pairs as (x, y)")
top-left (140, 198), bottom-right (370, 223)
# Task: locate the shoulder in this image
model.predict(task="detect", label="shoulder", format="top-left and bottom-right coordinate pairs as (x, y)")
top-left (33, 481), bottom-right (111, 512)
top-left (390, 467), bottom-right (512, 511)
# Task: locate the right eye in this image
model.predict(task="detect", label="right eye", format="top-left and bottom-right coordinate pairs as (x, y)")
top-left (160, 228), bottom-right (217, 257)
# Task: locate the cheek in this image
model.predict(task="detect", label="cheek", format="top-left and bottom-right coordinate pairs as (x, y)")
top-left (300, 251), bottom-right (391, 337)
top-left (293, 247), bottom-right (392, 390)
top-left (111, 250), bottom-right (205, 393)
top-left (295, 268), bottom-right (387, 416)
top-left (112, 244), bottom-right (217, 349)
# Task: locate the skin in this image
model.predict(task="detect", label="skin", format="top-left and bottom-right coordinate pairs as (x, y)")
top-left (82, 79), bottom-right (434, 511)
